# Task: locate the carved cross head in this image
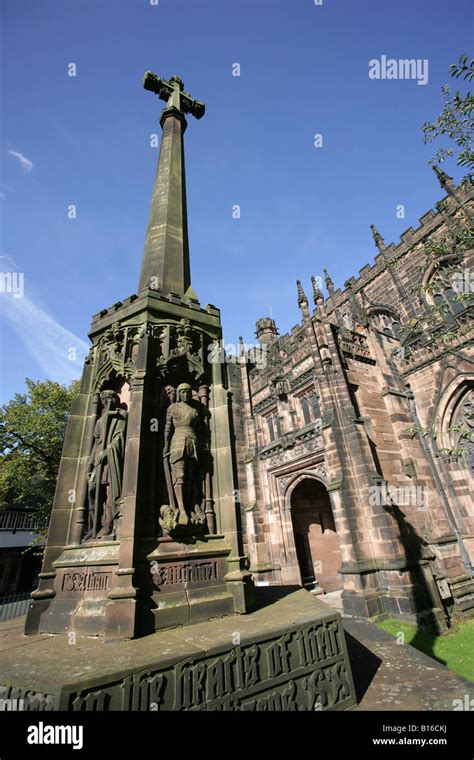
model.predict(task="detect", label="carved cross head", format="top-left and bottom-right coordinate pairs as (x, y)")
top-left (143, 71), bottom-right (205, 120)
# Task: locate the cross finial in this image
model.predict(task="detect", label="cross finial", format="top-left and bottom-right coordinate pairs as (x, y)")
top-left (143, 71), bottom-right (205, 126)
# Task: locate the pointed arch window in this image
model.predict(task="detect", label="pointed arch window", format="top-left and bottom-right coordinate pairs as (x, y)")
top-left (423, 256), bottom-right (467, 322)
top-left (298, 391), bottom-right (321, 426)
top-left (368, 310), bottom-right (401, 339)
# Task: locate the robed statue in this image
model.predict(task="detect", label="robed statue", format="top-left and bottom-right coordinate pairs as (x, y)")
top-left (84, 390), bottom-right (128, 540)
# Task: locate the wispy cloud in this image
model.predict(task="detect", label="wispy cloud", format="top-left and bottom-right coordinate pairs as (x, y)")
top-left (0, 256), bottom-right (88, 385)
top-left (0, 254), bottom-right (18, 269)
top-left (8, 150), bottom-right (33, 173)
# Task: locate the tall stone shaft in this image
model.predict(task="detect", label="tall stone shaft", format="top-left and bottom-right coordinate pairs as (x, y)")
top-left (139, 72), bottom-right (204, 296)
top-left (139, 111), bottom-right (190, 294)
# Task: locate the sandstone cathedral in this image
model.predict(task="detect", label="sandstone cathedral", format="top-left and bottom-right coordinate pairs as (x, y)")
top-left (229, 168), bottom-right (473, 630)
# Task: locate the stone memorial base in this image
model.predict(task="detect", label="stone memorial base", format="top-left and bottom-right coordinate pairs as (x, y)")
top-left (0, 590), bottom-right (356, 711)
top-left (25, 541), bottom-right (120, 638)
top-left (25, 534), bottom-right (254, 640)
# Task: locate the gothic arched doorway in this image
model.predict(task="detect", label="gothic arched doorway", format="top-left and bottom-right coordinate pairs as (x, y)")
top-left (290, 478), bottom-right (342, 593)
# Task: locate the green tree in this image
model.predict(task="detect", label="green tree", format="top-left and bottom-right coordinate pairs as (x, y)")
top-left (422, 54), bottom-right (474, 178)
top-left (0, 378), bottom-right (80, 545)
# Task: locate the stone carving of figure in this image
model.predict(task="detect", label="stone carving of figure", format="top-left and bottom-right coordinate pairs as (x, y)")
top-left (162, 382), bottom-right (206, 528)
top-left (164, 384), bottom-right (176, 404)
top-left (84, 390), bottom-right (128, 540)
top-left (342, 312), bottom-right (353, 330)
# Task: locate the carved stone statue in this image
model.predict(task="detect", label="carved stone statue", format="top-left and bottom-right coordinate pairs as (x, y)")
top-left (161, 382), bottom-right (206, 530)
top-left (84, 390), bottom-right (128, 540)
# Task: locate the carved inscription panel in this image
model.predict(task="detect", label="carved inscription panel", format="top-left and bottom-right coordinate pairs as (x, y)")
top-left (56, 567), bottom-right (114, 597)
top-left (67, 617), bottom-right (356, 712)
top-left (149, 558), bottom-right (225, 591)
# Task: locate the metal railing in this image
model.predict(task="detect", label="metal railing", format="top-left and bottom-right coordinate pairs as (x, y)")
top-left (0, 592), bottom-right (31, 622)
top-left (0, 511), bottom-right (44, 532)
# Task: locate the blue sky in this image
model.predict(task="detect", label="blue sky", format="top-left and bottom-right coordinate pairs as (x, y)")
top-left (1, 0), bottom-right (472, 403)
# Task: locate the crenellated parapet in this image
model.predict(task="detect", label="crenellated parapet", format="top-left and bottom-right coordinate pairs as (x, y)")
top-left (322, 181), bottom-right (473, 327)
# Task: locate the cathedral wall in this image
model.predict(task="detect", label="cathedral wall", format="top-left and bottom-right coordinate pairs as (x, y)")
top-left (233, 178), bottom-right (474, 621)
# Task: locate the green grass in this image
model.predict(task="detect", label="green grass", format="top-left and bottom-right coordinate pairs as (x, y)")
top-left (376, 618), bottom-right (474, 683)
